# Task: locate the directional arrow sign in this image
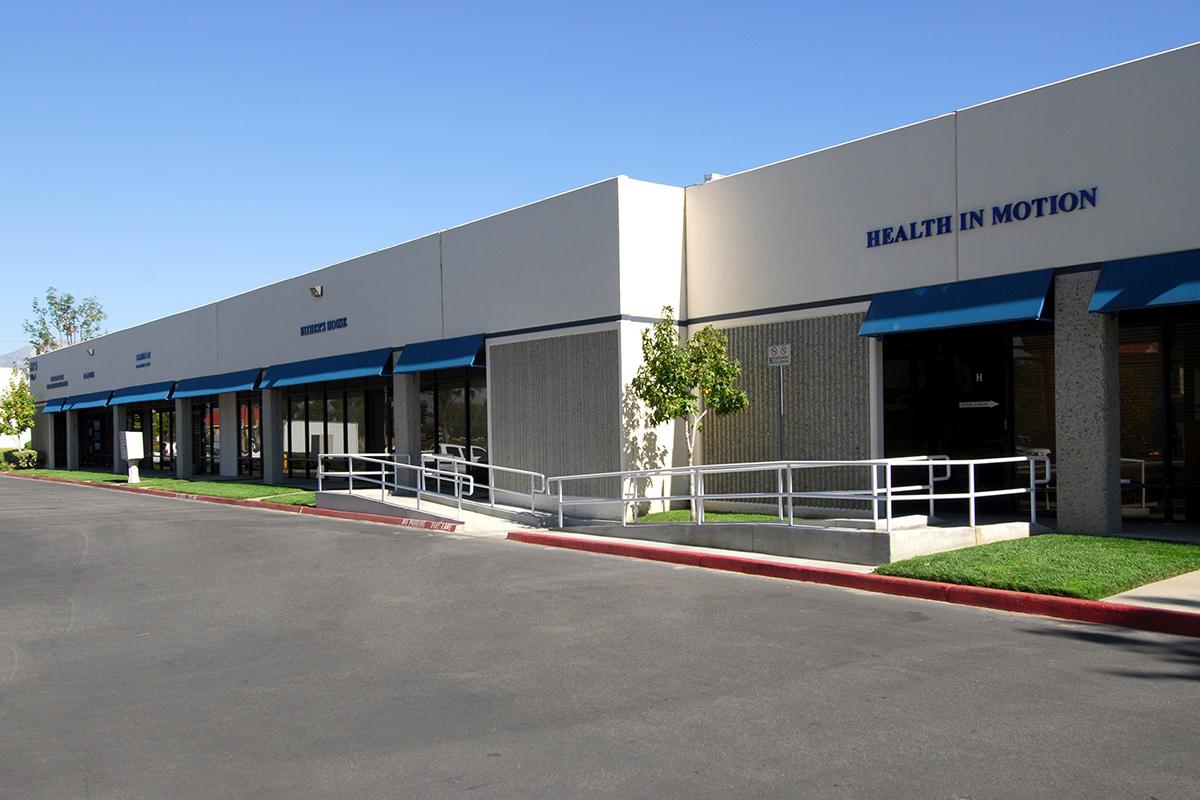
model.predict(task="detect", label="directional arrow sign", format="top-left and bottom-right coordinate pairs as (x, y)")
top-left (958, 400), bottom-right (999, 409)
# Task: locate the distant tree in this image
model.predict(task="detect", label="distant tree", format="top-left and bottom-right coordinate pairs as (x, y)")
top-left (23, 287), bottom-right (106, 355)
top-left (0, 368), bottom-right (36, 440)
top-left (630, 306), bottom-right (748, 518)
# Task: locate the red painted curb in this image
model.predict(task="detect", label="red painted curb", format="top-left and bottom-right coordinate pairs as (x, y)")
top-left (506, 530), bottom-right (1200, 639)
top-left (1, 473), bottom-right (459, 532)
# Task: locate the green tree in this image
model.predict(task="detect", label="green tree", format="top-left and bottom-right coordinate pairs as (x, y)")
top-left (0, 368), bottom-right (36, 441)
top-left (23, 287), bottom-right (107, 355)
top-left (630, 306), bottom-right (748, 517)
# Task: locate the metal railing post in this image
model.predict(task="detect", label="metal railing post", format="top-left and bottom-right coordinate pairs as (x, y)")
top-left (871, 464), bottom-right (879, 523)
top-left (786, 466), bottom-right (794, 527)
top-left (1029, 457), bottom-right (1037, 526)
top-left (621, 476), bottom-right (629, 528)
top-left (317, 455), bottom-right (323, 493)
top-left (927, 462), bottom-right (934, 519)
top-left (557, 482), bottom-right (564, 529)
top-left (968, 462), bottom-right (977, 528)
top-left (490, 464), bottom-right (496, 508)
top-left (347, 456), bottom-right (354, 495)
top-left (529, 474), bottom-right (536, 512)
top-left (884, 463), bottom-right (893, 533)
top-left (696, 470), bottom-right (705, 525)
top-left (776, 467), bottom-right (784, 521)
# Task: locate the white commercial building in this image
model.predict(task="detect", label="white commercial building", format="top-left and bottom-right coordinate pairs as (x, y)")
top-left (29, 43), bottom-right (1200, 534)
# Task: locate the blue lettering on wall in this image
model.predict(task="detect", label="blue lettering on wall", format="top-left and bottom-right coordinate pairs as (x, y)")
top-left (83, 371), bottom-right (95, 380)
top-left (300, 316), bottom-right (349, 336)
top-left (866, 186), bottom-right (1098, 249)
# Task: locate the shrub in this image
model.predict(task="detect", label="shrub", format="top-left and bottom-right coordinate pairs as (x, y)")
top-left (3, 449), bottom-right (40, 469)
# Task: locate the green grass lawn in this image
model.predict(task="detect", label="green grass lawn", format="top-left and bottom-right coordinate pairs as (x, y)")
top-left (260, 491), bottom-right (317, 507)
top-left (876, 534), bottom-right (1200, 600)
top-left (637, 509), bottom-right (782, 524)
top-left (15, 469), bottom-right (316, 506)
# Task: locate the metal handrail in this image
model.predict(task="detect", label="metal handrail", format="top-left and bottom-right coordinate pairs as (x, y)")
top-left (545, 455), bottom-right (1051, 531)
top-left (317, 453), bottom-right (475, 513)
top-left (421, 453), bottom-right (547, 512)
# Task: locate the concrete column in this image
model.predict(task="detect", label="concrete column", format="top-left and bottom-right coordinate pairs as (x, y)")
top-left (111, 404), bottom-right (127, 474)
top-left (1054, 271), bottom-right (1121, 534)
top-left (30, 414), bottom-right (50, 465)
top-left (261, 389), bottom-right (284, 485)
top-left (392, 372), bottom-right (421, 487)
top-left (218, 393), bottom-right (239, 477)
top-left (65, 410), bottom-right (79, 470)
top-left (174, 397), bottom-right (193, 479)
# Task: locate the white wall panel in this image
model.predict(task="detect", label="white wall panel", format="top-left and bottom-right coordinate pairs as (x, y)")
top-left (956, 44), bottom-right (1200, 278)
top-left (440, 179), bottom-right (621, 338)
top-left (685, 116), bottom-right (958, 321)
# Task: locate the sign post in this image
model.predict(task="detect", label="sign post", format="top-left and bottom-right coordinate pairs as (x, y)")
top-left (120, 430), bottom-right (145, 484)
top-left (767, 344), bottom-right (792, 460)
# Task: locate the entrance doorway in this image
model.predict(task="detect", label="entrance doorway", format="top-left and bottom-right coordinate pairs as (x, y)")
top-left (882, 325), bottom-right (1056, 515)
top-left (77, 410), bottom-right (113, 469)
top-left (419, 366), bottom-right (488, 496)
top-left (191, 398), bottom-right (220, 476)
top-left (127, 405), bottom-right (176, 473)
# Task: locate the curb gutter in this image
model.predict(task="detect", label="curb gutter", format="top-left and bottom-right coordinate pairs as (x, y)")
top-left (506, 530), bottom-right (1200, 639)
top-left (1, 473), bottom-right (459, 532)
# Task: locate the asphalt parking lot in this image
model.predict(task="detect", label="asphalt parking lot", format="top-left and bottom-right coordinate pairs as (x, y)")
top-left (1, 477), bottom-right (1197, 800)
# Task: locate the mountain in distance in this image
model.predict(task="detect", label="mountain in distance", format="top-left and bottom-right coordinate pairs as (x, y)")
top-left (0, 345), bottom-right (32, 368)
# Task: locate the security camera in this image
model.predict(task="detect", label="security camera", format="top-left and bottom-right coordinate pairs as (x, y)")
top-left (309, 285), bottom-right (324, 298)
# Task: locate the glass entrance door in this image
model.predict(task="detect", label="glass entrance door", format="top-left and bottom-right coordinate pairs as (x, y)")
top-left (883, 326), bottom-right (1054, 516)
top-left (191, 399), bottom-right (219, 476)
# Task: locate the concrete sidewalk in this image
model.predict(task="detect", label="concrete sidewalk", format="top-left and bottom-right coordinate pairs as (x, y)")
top-left (1107, 569), bottom-right (1200, 614)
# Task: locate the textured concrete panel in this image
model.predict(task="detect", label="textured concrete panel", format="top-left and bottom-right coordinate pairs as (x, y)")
top-left (1054, 271), bottom-right (1121, 534)
top-left (703, 313), bottom-right (872, 505)
top-left (489, 331), bottom-right (621, 497)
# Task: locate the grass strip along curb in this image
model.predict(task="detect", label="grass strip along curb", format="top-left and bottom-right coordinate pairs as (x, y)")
top-left (507, 530), bottom-right (1200, 639)
top-left (875, 534), bottom-right (1200, 600)
top-left (1, 473), bottom-right (458, 532)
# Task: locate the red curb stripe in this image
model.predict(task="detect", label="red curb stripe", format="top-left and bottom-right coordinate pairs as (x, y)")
top-left (506, 530), bottom-right (1200, 639)
top-left (2, 473), bottom-right (460, 532)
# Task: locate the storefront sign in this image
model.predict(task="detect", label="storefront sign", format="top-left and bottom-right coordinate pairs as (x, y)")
top-left (135, 351), bottom-right (152, 369)
top-left (866, 186), bottom-right (1098, 249)
top-left (47, 373), bottom-right (68, 389)
top-left (300, 316), bottom-right (349, 337)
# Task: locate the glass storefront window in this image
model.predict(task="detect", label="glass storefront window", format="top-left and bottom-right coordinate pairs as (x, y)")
top-left (420, 367), bottom-right (487, 462)
top-left (238, 394), bottom-right (262, 476)
top-left (347, 390), bottom-right (366, 454)
top-left (1119, 309), bottom-right (1200, 522)
top-left (1120, 320), bottom-right (1167, 519)
top-left (284, 377), bottom-right (391, 479)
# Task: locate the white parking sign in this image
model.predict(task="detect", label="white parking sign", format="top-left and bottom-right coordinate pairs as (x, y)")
top-left (768, 344), bottom-right (792, 367)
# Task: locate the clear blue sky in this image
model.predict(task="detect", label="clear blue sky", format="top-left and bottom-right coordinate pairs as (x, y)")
top-left (2, 1), bottom-right (1198, 351)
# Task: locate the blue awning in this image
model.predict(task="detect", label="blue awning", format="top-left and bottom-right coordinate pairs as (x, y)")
top-left (173, 368), bottom-right (262, 399)
top-left (393, 334), bottom-right (485, 374)
top-left (110, 381), bottom-right (176, 406)
top-left (41, 398), bottom-right (67, 414)
top-left (1089, 250), bottom-right (1200, 313)
top-left (260, 348), bottom-right (393, 390)
top-left (65, 391), bottom-right (112, 411)
top-left (859, 269), bottom-right (1054, 337)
